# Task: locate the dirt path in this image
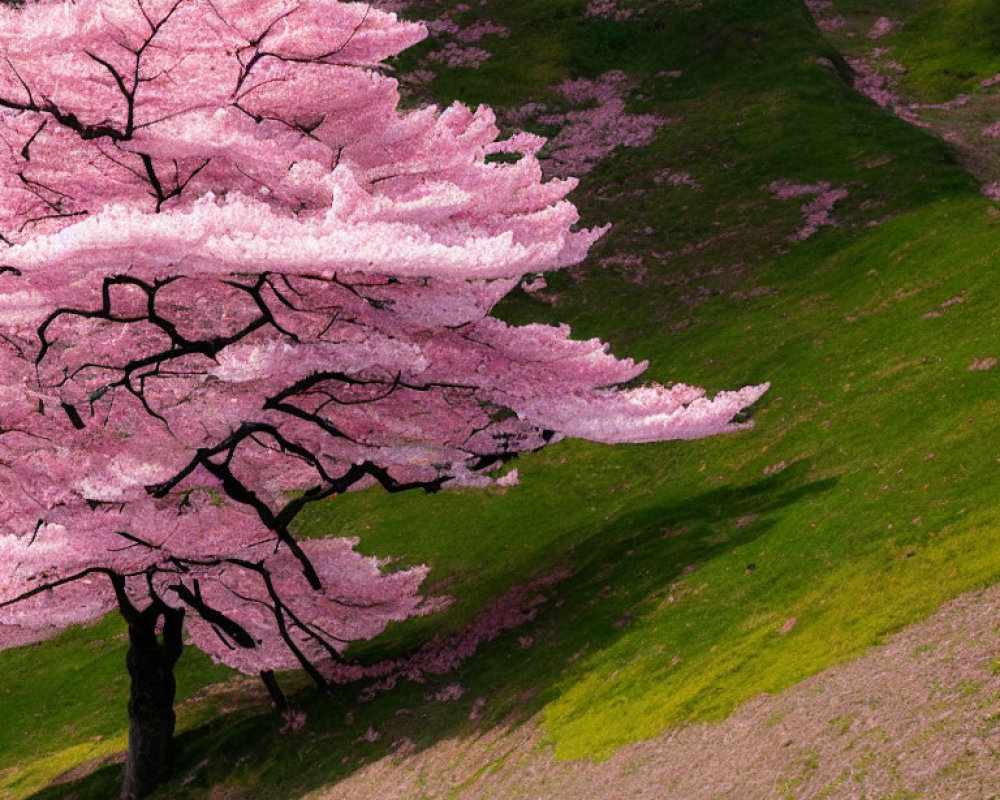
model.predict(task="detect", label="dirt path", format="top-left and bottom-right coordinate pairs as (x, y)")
top-left (309, 582), bottom-right (1000, 799)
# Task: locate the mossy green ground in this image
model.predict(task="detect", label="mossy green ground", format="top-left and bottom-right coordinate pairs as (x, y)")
top-left (6, 0), bottom-right (1000, 797)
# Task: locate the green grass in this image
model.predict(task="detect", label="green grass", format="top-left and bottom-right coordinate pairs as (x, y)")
top-left (8, 0), bottom-right (1000, 796)
top-left (830, 0), bottom-right (1000, 101)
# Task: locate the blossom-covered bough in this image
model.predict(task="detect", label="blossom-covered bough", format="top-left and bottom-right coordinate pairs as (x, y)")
top-left (0, 0), bottom-right (767, 796)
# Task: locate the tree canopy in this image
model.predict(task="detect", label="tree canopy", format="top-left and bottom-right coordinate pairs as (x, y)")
top-left (0, 1), bottom-right (766, 795)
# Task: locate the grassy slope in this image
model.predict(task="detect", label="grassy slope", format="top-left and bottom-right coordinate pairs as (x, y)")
top-left (6, 0), bottom-right (1000, 796)
top-left (831, 0), bottom-right (1000, 102)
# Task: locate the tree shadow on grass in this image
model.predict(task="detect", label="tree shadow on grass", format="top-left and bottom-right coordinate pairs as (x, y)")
top-left (29, 463), bottom-right (836, 800)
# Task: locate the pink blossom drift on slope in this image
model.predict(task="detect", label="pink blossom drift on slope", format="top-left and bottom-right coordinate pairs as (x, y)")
top-left (584, 0), bottom-right (697, 20)
top-left (769, 180), bottom-right (848, 240)
top-left (322, 569), bottom-right (573, 699)
top-left (279, 710), bottom-right (307, 735)
top-left (803, 0), bottom-right (846, 32)
top-left (507, 71), bottom-right (668, 178)
top-left (867, 17), bottom-right (900, 40)
top-left (425, 42), bottom-right (491, 68)
top-left (847, 56), bottom-right (900, 108)
top-left (401, 2), bottom-right (508, 74)
top-left (454, 19), bottom-right (509, 42)
top-left (586, 0), bottom-right (633, 22)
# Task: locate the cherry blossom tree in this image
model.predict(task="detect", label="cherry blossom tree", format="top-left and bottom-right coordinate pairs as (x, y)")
top-left (0, 0), bottom-right (767, 796)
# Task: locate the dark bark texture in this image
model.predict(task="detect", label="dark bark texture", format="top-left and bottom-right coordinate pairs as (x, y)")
top-left (260, 669), bottom-right (290, 712)
top-left (120, 605), bottom-right (184, 800)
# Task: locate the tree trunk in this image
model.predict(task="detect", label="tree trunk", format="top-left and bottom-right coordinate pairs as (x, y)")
top-left (120, 606), bottom-right (184, 800)
top-left (260, 669), bottom-right (290, 712)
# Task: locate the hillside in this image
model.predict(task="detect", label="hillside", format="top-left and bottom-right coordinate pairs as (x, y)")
top-left (5, 0), bottom-right (1000, 798)
top-left (304, 581), bottom-right (1000, 799)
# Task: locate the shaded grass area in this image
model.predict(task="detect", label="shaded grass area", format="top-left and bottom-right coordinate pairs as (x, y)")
top-left (0, 617), bottom-right (232, 798)
top-left (6, 0), bottom-right (1000, 797)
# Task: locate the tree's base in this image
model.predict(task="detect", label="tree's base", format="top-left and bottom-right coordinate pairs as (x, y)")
top-left (120, 605), bottom-right (184, 800)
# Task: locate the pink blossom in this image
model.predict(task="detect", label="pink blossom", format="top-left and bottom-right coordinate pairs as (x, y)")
top-left (586, 0), bottom-right (633, 21)
top-left (0, 2), bottom-right (766, 665)
top-left (803, 0), bottom-right (846, 31)
top-left (847, 56), bottom-right (900, 108)
top-left (455, 19), bottom-right (509, 43)
top-left (356, 726), bottom-right (380, 743)
top-left (867, 17), bottom-right (900, 39)
top-left (521, 275), bottom-right (547, 293)
top-left (279, 710), bottom-right (307, 735)
top-left (768, 179), bottom-right (832, 200)
top-left (401, 69), bottom-right (437, 85)
top-left (583, 0), bottom-right (692, 20)
top-left (652, 167), bottom-right (700, 189)
top-left (769, 180), bottom-right (848, 240)
top-left (794, 188), bottom-right (849, 240)
top-left (425, 17), bottom-right (461, 36)
top-left (425, 42), bottom-right (491, 68)
top-left (508, 72), bottom-right (668, 177)
top-left (495, 468), bottom-right (520, 487)
top-left (427, 683), bottom-right (465, 701)
top-left (327, 569), bottom-right (574, 699)
top-left (469, 697), bottom-right (487, 721)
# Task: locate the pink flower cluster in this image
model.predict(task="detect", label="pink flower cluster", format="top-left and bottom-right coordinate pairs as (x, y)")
top-left (455, 19), bottom-right (509, 42)
top-left (798, 187), bottom-right (849, 240)
top-left (356, 725), bottom-right (380, 743)
top-left (768, 180), bottom-right (830, 200)
top-left (584, 0), bottom-right (695, 21)
top-left (427, 683), bottom-right (465, 701)
top-left (325, 568), bottom-right (572, 700)
top-left (842, 54), bottom-right (970, 130)
top-left (585, 0), bottom-right (634, 22)
top-left (846, 56), bottom-right (899, 108)
top-left (769, 180), bottom-right (848, 240)
top-left (804, 9), bottom-right (961, 132)
top-left (279, 709), bottom-right (307, 735)
top-left (520, 274), bottom-right (547, 293)
top-left (803, 0), bottom-right (846, 32)
top-left (425, 42), bottom-right (491, 69)
top-left (866, 17), bottom-right (900, 40)
top-left (981, 182), bottom-right (1000, 200)
top-left (507, 71), bottom-right (667, 177)
top-left (652, 167), bottom-right (701, 189)
top-left (403, 2), bottom-right (508, 74)
top-left (599, 253), bottom-right (648, 285)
